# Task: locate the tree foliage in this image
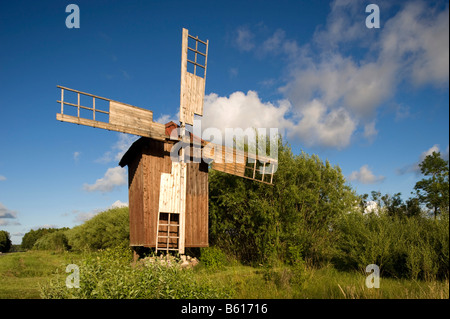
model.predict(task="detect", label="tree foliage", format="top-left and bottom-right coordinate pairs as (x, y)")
top-left (209, 138), bottom-right (359, 265)
top-left (334, 212), bottom-right (449, 280)
top-left (66, 207), bottom-right (129, 251)
top-left (21, 228), bottom-right (63, 250)
top-left (414, 151), bottom-right (449, 219)
top-left (0, 230), bottom-right (12, 253)
top-left (33, 229), bottom-right (70, 251)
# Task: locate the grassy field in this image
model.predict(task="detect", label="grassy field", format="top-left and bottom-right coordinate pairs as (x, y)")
top-left (0, 250), bottom-right (448, 299)
top-left (0, 251), bottom-right (82, 298)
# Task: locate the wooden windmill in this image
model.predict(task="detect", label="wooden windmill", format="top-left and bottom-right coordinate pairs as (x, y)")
top-left (56, 28), bottom-right (278, 255)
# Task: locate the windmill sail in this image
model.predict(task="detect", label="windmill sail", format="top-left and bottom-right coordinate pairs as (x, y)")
top-left (56, 85), bottom-right (166, 140)
top-left (179, 28), bottom-right (209, 126)
top-left (202, 141), bottom-right (278, 185)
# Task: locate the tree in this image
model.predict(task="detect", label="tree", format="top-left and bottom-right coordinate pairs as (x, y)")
top-left (21, 228), bottom-right (61, 250)
top-left (208, 137), bottom-right (359, 265)
top-left (414, 151), bottom-right (449, 219)
top-left (0, 230), bottom-right (12, 253)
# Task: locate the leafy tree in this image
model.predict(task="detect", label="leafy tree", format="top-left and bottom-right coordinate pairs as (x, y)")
top-left (381, 192), bottom-right (406, 218)
top-left (0, 230), bottom-right (12, 253)
top-left (21, 228), bottom-right (61, 250)
top-left (33, 229), bottom-right (70, 251)
top-left (414, 151), bottom-right (449, 219)
top-left (209, 137), bottom-right (359, 265)
top-left (66, 207), bottom-right (129, 251)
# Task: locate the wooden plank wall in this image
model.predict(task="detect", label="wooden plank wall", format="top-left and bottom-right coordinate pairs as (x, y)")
top-left (128, 155), bottom-right (144, 245)
top-left (185, 160), bottom-right (209, 247)
top-left (128, 139), bottom-right (209, 248)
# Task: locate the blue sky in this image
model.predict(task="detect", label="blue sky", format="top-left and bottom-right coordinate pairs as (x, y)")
top-left (1, 0), bottom-right (448, 244)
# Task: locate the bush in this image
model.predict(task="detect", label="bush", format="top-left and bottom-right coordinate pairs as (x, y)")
top-left (66, 207), bottom-right (129, 251)
top-left (209, 140), bottom-right (359, 265)
top-left (40, 247), bottom-right (232, 299)
top-left (0, 230), bottom-right (12, 253)
top-left (21, 228), bottom-right (64, 250)
top-left (33, 230), bottom-right (70, 252)
top-left (200, 246), bottom-right (228, 271)
top-left (333, 212), bottom-right (449, 280)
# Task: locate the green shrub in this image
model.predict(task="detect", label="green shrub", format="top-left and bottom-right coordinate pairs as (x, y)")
top-left (0, 230), bottom-right (12, 253)
top-left (40, 247), bottom-right (232, 299)
top-left (33, 230), bottom-right (70, 252)
top-left (21, 228), bottom-right (65, 250)
top-left (333, 212), bottom-right (449, 280)
top-left (66, 207), bottom-right (129, 251)
top-left (200, 246), bottom-right (228, 271)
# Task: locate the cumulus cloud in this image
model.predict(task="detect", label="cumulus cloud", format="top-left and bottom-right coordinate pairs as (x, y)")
top-left (289, 100), bottom-right (356, 149)
top-left (201, 90), bottom-right (359, 149)
top-left (111, 200), bottom-right (128, 208)
top-left (202, 91), bottom-right (292, 134)
top-left (380, 1), bottom-right (449, 86)
top-left (73, 151), bottom-right (80, 162)
top-left (0, 175), bottom-right (6, 181)
top-left (233, 1), bottom-right (448, 149)
top-left (83, 166), bottom-right (127, 193)
top-left (348, 165), bottom-right (385, 184)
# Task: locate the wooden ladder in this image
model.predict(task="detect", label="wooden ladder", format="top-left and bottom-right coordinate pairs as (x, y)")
top-left (155, 212), bottom-right (180, 253)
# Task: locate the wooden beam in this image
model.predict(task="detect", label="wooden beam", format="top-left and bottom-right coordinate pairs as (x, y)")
top-left (56, 113), bottom-right (166, 140)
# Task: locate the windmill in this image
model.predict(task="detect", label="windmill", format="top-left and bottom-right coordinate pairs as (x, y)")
top-left (56, 28), bottom-right (278, 256)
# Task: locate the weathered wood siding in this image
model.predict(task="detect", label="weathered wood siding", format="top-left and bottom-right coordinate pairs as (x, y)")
top-left (127, 138), bottom-right (208, 248)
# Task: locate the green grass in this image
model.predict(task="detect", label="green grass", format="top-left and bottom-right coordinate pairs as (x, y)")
top-left (193, 263), bottom-right (448, 299)
top-left (1, 250), bottom-right (448, 299)
top-left (0, 250), bottom-right (82, 298)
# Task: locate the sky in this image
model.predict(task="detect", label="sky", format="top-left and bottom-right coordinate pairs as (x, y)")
top-left (0, 0), bottom-right (448, 244)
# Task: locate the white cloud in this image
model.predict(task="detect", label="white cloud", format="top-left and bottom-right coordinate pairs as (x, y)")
top-left (113, 134), bottom-right (138, 162)
top-left (111, 200), bottom-right (128, 208)
top-left (202, 90), bottom-right (359, 149)
top-left (202, 91), bottom-right (293, 137)
top-left (348, 165), bottom-right (385, 184)
top-left (289, 99), bottom-right (357, 149)
top-left (73, 151), bottom-right (80, 162)
top-left (249, 1), bottom-right (449, 149)
top-left (96, 133), bottom-right (138, 164)
top-left (260, 29), bottom-right (300, 59)
top-left (363, 121), bottom-right (378, 140)
top-left (155, 113), bottom-right (177, 124)
top-left (380, 1), bottom-right (449, 86)
top-left (235, 26), bottom-right (255, 52)
top-left (83, 166), bottom-right (127, 193)
top-left (0, 175), bottom-right (6, 181)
